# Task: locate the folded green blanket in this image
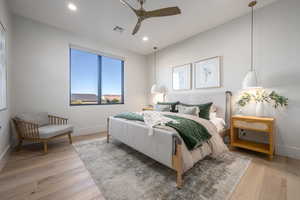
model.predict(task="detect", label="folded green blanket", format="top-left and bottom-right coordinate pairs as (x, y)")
top-left (114, 112), bottom-right (144, 122)
top-left (114, 112), bottom-right (211, 150)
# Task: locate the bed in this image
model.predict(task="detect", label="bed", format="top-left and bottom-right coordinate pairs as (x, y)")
top-left (107, 91), bottom-right (232, 188)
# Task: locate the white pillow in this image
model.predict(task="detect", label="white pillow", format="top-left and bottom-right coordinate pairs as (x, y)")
top-left (210, 112), bottom-right (226, 133)
top-left (210, 105), bottom-right (217, 113)
top-left (177, 105), bottom-right (200, 116)
top-left (154, 104), bottom-right (170, 112)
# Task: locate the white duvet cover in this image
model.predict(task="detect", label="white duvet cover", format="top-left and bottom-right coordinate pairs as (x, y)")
top-left (124, 111), bottom-right (228, 171)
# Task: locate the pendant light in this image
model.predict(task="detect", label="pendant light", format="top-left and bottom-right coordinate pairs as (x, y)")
top-left (242, 1), bottom-right (260, 89)
top-left (151, 47), bottom-right (163, 94)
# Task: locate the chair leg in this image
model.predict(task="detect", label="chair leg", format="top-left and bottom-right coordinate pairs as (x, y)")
top-left (17, 139), bottom-right (23, 151)
top-left (43, 141), bottom-right (48, 154)
top-left (68, 133), bottom-right (72, 144)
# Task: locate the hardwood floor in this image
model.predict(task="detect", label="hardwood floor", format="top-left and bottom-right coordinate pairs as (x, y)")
top-left (0, 133), bottom-right (299, 200)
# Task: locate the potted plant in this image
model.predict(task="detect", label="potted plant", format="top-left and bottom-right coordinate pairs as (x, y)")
top-left (237, 88), bottom-right (288, 116)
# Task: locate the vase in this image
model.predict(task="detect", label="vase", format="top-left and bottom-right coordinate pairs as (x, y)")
top-left (255, 102), bottom-right (264, 117)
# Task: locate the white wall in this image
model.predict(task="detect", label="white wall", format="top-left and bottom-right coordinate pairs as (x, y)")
top-left (11, 16), bottom-right (148, 135)
top-left (0, 0), bottom-right (12, 160)
top-left (147, 0), bottom-right (300, 159)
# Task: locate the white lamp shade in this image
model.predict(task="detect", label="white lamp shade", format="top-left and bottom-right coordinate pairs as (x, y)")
top-left (242, 70), bottom-right (259, 89)
top-left (151, 84), bottom-right (160, 94)
top-left (151, 84), bottom-right (165, 94)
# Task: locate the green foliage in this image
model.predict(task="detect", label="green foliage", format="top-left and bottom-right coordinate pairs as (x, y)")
top-left (269, 91), bottom-right (288, 108)
top-left (237, 89), bottom-right (288, 109)
top-left (252, 89), bottom-right (270, 103)
top-left (237, 92), bottom-right (252, 107)
top-left (105, 98), bottom-right (120, 104)
top-left (72, 100), bottom-right (83, 104)
top-left (111, 98), bottom-right (120, 103)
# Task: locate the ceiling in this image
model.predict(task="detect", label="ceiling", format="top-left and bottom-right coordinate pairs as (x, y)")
top-left (9, 0), bottom-right (278, 55)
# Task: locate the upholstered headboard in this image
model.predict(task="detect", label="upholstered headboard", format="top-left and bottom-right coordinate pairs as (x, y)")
top-left (166, 91), bottom-right (232, 128)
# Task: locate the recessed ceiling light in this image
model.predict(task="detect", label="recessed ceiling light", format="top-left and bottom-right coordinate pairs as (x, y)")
top-left (68, 3), bottom-right (77, 11)
top-left (142, 36), bottom-right (149, 41)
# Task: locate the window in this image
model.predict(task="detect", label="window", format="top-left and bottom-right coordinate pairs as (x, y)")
top-left (70, 48), bottom-right (124, 105)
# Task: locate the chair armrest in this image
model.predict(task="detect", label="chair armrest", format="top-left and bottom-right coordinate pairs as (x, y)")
top-left (48, 115), bottom-right (68, 125)
top-left (12, 118), bottom-right (40, 139)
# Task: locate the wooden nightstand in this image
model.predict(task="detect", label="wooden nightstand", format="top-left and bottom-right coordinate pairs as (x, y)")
top-left (230, 115), bottom-right (275, 160)
top-left (142, 106), bottom-right (154, 111)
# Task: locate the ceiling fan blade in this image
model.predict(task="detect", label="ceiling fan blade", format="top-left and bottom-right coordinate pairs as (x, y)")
top-left (144, 7), bottom-right (181, 18)
top-left (120, 0), bottom-right (138, 16)
top-left (132, 19), bottom-right (142, 35)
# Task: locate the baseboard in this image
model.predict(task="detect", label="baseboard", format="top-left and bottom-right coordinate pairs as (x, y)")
top-left (0, 145), bottom-right (11, 172)
top-left (73, 124), bottom-right (107, 136)
top-left (276, 145), bottom-right (300, 160)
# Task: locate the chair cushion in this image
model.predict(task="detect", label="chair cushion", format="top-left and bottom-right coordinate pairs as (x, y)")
top-left (17, 112), bottom-right (49, 126)
top-left (39, 125), bottom-right (73, 138)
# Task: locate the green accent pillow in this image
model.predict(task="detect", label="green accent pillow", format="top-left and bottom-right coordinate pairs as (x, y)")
top-left (157, 101), bottom-right (179, 112)
top-left (179, 102), bottom-right (213, 120)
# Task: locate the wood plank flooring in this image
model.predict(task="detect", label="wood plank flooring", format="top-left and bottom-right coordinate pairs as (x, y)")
top-left (0, 133), bottom-right (299, 200)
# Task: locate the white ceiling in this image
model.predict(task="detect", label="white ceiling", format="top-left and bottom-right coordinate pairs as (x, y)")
top-left (9, 0), bottom-right (278, 55)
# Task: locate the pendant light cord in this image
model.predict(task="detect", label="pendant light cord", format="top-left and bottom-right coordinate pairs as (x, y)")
top-left (250, 3), bottom-right (255, 71)
top-left (154, 50), bottom-right (156, 83)
top-left (153, 46), bottom-right (158, 84)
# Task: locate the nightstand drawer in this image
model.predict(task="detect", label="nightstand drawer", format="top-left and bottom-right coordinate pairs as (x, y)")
top-left (233, 120), bottom-right (269, 132)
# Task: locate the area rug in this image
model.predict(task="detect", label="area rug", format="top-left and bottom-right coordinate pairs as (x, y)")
top-left (73, 138), bottom-right (251, 200)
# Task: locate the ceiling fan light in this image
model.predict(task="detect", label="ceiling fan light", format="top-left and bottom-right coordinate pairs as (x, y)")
top-left (68, 3), bottom-right (77, 11)
top-left (242, 70), bottom-right (259, 89)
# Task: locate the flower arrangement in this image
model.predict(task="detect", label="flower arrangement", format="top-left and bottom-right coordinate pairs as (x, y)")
top-left (237, 88), bottom-right (288, 108)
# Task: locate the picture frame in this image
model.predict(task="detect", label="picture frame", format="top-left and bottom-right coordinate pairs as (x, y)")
top-left (0, 21), bottom-right (7, 111)
top-left (194, 56), bottom-right (221, 89)
top-left (172, 63), bottom-right (192, 91)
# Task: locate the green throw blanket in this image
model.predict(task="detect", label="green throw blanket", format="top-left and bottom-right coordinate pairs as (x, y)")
top-left (114, 112), bottom-right (211, 150)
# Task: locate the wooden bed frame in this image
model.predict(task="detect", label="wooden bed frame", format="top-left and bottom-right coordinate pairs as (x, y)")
top-left (107, 91), bottom-right (232, 188)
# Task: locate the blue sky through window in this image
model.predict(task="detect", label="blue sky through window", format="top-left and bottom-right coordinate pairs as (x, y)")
top-left (71, 49), bottom-right (98, 94)
top-left (102, 56), bottom-right (122, 95)
top-left (70, 48), bottom-right (123, 96)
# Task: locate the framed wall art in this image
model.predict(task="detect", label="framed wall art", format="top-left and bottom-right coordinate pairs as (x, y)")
top-left (172, 63), bottom-right (192, 91)
top-left (194, 56), bottom-right (221, 89)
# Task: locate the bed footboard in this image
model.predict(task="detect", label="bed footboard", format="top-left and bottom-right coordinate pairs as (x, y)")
top-left (107, 117), bottom-right (184, 188)
top-left (172, 135), bottom-right (183, 188)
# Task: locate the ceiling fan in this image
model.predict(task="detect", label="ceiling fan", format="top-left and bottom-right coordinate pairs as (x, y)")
top-left (120, 0), bottom-right (181, 35)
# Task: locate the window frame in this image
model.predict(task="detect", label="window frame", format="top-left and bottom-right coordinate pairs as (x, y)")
top-left (69, 46), bottom-right (125, 106)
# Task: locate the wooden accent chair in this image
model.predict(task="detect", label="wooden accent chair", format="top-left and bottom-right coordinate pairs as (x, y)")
top-left (12, 113), bottom-right (73, 153)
